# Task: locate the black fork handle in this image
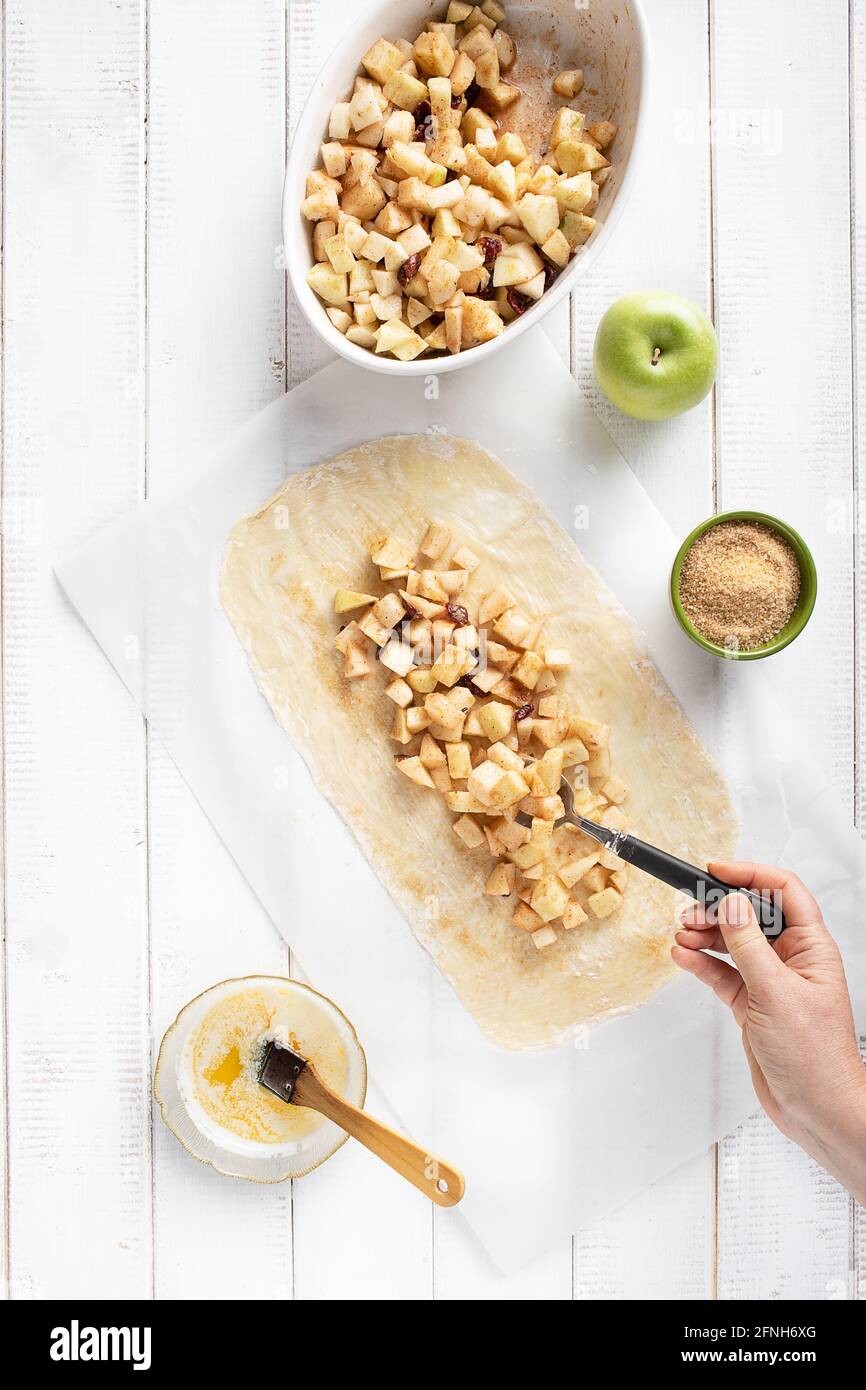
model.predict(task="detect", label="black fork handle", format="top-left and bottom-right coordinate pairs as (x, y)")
top-left (616, 834), bottom-right (786, 939)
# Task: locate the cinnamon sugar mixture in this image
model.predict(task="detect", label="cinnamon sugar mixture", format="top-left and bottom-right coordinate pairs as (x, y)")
top-left (678, 520), bottom-right (801, 650)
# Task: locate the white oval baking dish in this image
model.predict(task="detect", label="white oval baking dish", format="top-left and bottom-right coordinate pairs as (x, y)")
top-left (283, 0), bottom-right (649, 376)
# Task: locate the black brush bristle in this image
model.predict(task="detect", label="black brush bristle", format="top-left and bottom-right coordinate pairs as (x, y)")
top-left (258, 1039), bottom-right (308, 1104)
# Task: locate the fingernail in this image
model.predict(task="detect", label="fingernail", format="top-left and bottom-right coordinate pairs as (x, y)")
top-left (719, 891), bottom-right (753, 926)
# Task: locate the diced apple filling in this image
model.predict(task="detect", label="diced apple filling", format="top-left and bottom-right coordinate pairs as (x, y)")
top-left (333, 520), bottom-right (630, 950)
top-left (302, 2), bottom-right (616, 359)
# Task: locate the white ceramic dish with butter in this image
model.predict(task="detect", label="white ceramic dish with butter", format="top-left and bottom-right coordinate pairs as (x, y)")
top-left (283, 0), bottom-right (649, 376)
top-left (154, 975), bottom-right (367, 1183)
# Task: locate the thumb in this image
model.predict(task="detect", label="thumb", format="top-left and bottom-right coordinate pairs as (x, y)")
top-left (717, 891), bottom-right (784, 995)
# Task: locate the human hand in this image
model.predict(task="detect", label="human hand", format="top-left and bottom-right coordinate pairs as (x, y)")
top-left (671, 861), bottom-right (866, 1202)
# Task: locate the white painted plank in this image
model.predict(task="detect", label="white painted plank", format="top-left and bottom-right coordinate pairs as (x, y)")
top-left (712, 0), bottom-right (855, 1299)
top-left (146, 0), bottom-right (294, 1299)
top-left (0, 2), bottom-right (8, 1302)
top-left (850, 0), bottom-right (866, 1305)
top-left (284, 0), bottom-right (436, 1300)
top-left (569, 0), bottom-right (717, 1299)
top-left (574, 1152), bottom-right (714, 1300)
top-left (2, 0), bottom-right (150, 1298)
top-left (573, 0), bottom-right (716, 536)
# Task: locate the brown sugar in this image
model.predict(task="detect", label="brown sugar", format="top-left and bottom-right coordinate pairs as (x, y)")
top-left (678, 520), bottom-right (801, 651)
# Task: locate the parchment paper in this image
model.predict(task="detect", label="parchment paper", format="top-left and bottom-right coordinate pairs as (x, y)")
top-left (56, 328), bottom-right (866, 1273)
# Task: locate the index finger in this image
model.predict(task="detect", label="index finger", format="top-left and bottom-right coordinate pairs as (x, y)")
top-left (707, 860), bottom-right (823, 931)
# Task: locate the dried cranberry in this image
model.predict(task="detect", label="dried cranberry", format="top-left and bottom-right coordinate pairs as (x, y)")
top-left (543, 263), bottom-right (559, 292)
top-left (413, 101), bottom-right (432, 139)
top-left (398, 253), bottom-right (423, 286)
top-left (450, 94), bottom-right (463, 109)
top-left (458, 675), bottom-right (485, 698)
top-left (477, 281), bottom-right (496, 300)
top-left (507, 289), bottom-right (533, 317)
top-left (401, 602), bottom-right (420, 621)
top-left (515, 703), bottom-right (534, 722)
top-left (446, 602), bottom-right (470, 626)
top-left (478, 236), bottom-right (502, 268)
top-left (464, 81), bottom-right (480, 107)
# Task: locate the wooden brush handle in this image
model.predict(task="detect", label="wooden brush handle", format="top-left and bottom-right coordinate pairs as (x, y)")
top-left (293, 1066), bottom-right (465, 1208)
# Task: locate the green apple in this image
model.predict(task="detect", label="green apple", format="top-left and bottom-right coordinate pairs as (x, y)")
top-left (593, 292), bottom-right (718, 421)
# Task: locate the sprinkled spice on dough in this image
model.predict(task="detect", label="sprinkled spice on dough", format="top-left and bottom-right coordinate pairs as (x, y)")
top-left (678, 521), bottom-right (800, 650)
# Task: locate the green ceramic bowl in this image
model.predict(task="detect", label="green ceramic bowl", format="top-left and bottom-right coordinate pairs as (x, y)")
top-left (670, 510), bottom-right (817, 660)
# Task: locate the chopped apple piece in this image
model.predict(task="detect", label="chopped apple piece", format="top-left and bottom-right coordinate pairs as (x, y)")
top-left (558, 736), bottom-right (590, 767)
top-left (513, 902), bottom-right (545, 932)
top-left (561, 211), bottom-right (597, 248)
top-left (334, 588), bottom-right (376, 613)
top-left (587, 120), bottom-right (618, 150)
top-left (383, 68), bottom-right (429, 111)
top-left (306, 262), bottom-right (348, 306)
top-left (372, 591), bottom-right (406, 629)
top-left (485, 862), bottom-right (516, 895)
top-left (445, 790), bottom-right (486, 814)
top-left (559, 852), bottom-right (600, 888)
top-left (424, 691), bottom-right (465, 732)
top-left (571, 715), bottom-right (609, 750)
top-left (342, 638), bottom-right (373, 679)
top-left (477, 701), bottom-right (513, 741)
top-left (557, 139), bottom-right (609, 176)
top-left (475, 46), bottom-right (500, 89)
top-left (446, 741), bottom-right (473, 779)
top-left (541, 229), bottom-right (571, 268)
top-left (407, 666), bottom-right (439, 695)
top-left (554, 173), bottom-right (594, 213)
top-left (418, 522), bottom-right (449, 560)
top-left (531, 925), bottom-right (558, 949)
top-left (485, 81), bottom-right (520, 111)
top-left (492, 242), bottom-right (544, 287)
top-left (550, 107), bottom-right (585, 147)
top-left (391, 707), bottom-right (413, 744)
top-left (530, 874), bottom-right (570, 923)
top-left (552, 68), bottom-right (584, 98)
top-left (588, 747), bottom-right (611, 780)
top-left (562, 900), bottom-right (588, 931)
top-left (493, 608), bottom-right (531, 647)
top-left (516, 193), bottom-right (560, 245)
top-left (396, 755), bottom-right (436, 789)
top-left (379, 637), bottom-right (414, 677)
top-left (582, 864), bottom-right (608, 895)
top-left (419, 732), bottom-right (446, 768)
top-left (454, 814), bottom-right (486, 848)
top-left (511, 649), bottom-right (544, 690)
top-left (602, 776), bottom-right (628, 804)
top-left (414, 30), bottom-right (455, 77)
top-left (406, 706), bottom-right (430, 734)
top-left (357, 608), bottom-right (392, 646)
top-left (371, 535), bottom-right (414, 571)
top-left (588, 886), bottom-right (622, 920)
top-left (452, 545), bottom-right (480, 572)
top-left (385, 677), bottom-right (413, 708)
top-left (362, 37), bottom-right (405, 85)
top-left (486, 741), bottom-right (524, 773)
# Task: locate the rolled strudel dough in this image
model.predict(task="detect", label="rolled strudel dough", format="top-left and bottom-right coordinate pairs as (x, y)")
top-left (221, 435), bottom-right (737, 1049)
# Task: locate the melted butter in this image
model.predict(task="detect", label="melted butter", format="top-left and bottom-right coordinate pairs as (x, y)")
top-left (205, 1044), bottom-right (243, 1088)
top-left (189, 984), bottom-right (349, 1145)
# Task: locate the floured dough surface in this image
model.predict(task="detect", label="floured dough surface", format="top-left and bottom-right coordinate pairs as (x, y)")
top-left (221, 435), bottom-right (737, 1049)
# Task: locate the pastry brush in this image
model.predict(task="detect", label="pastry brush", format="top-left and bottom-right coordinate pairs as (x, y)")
top-left (517, 778), bottom-right (786, 938)
top-left (258, 1039), bottom-right (465, 1206)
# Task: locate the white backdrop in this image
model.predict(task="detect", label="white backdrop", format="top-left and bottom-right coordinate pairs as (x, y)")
top-left (1, 0), bottom-right (865, 1299)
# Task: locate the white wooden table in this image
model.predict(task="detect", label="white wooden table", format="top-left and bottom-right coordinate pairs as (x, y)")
top-left (1, 0), bottom-right (864, 1301)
